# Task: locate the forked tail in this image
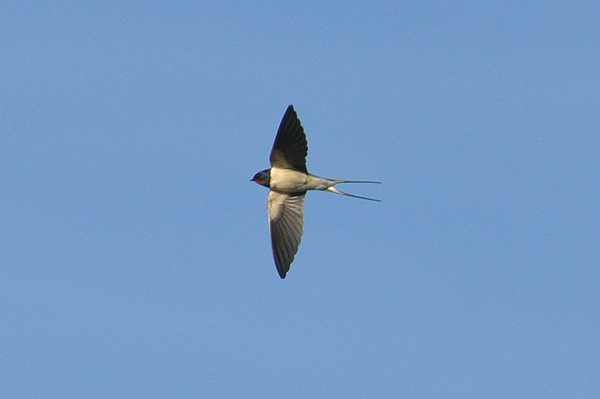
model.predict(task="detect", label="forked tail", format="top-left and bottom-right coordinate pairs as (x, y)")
top-left (326, 181), bottom-right (381, 202)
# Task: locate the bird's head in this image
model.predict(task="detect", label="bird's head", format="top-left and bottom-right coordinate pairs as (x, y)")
top-left (251, 169), bottom-right (271, 187)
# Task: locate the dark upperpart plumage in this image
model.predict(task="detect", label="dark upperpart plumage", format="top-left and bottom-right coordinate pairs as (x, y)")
top-left (269, 105), bottom-right (308, 172)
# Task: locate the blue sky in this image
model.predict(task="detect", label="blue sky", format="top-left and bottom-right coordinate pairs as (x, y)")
top-left (1, 1), bottom-right (599, 398)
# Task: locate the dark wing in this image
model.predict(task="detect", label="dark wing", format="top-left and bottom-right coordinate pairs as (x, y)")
top-left (267, 191), bottom-right (306, 279)
top-left (269, 105), bottom-right (308, 173)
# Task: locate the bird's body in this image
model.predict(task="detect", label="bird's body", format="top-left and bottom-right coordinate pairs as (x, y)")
top-left (268, 168), bottom-right (345, 192)
top-left (269, 167), bottom-right (310, 192)
top-left (252, 105), bottom-right (380, 279)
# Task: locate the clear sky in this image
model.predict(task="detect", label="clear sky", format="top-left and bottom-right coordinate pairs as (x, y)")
top-left (1, 2), bottom-right (599, 398)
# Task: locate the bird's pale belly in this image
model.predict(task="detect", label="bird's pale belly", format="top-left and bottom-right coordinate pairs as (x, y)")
top-left (269, 168), bottom-right (309, 193)
top-left (270, 168), bottom-right (336, 193)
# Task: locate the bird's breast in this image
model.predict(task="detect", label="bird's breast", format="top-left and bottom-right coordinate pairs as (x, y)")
top-left (269, 168), bottom-right (309, 193)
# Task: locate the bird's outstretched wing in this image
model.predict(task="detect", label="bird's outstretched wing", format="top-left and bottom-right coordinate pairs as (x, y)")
top-left (269, 105), bottom-right (308, 173)
top-left (267, 190), bottom-right (306, 279)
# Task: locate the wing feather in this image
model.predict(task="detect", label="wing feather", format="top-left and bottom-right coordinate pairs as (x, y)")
top-left (269, 105), bottom-right (308, 172)
top-left (267, 191), bottom-right (306, 278)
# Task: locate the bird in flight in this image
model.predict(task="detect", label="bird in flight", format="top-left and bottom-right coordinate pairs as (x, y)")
top-left (251, 105), bottom-right (380, 279)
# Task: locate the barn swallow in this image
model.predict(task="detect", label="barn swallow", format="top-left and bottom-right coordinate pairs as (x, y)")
top-left (252, 105), bottom-right (380, 279)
